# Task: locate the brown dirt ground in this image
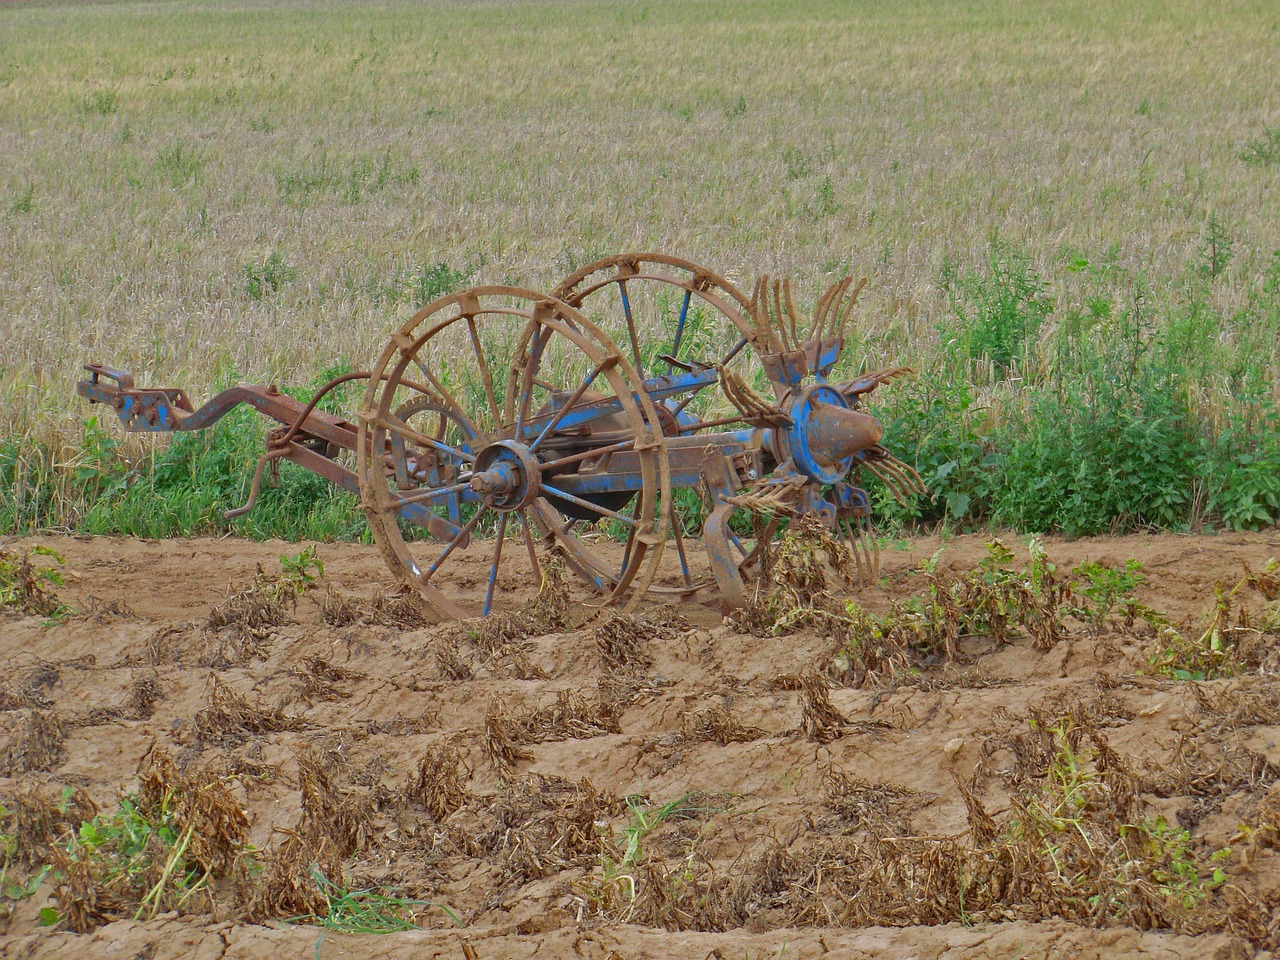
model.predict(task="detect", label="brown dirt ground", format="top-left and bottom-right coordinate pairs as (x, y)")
top-left (3, 530), bottom-right (1280, 959)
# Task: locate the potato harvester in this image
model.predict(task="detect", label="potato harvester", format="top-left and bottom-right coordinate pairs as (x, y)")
top-left (77, 253), bottom-right (924, 620)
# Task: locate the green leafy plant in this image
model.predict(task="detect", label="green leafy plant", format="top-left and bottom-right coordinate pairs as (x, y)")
top-left (6, 182), bottom-right (33, 216)
top-left (244, 251), bottom-right (296, 300)
top-left (77, 89), bottom-right (118, 115)
top-left (1239, 125), bottom-right (1280, 165)
top-left (1150, 558), bottom-right (1280, 680)
top-left (591, 792), bottom-right (730, 919)
top-left (1069, 559), bottom-right (1147, 634)
top-left (942, 238), bottom-right (1053, 375)
top-left (277, 545), bottom-right (325, 599)
top-left (0, 545), bottom-right (70, 622)
top-left (1197, 213), bottom-right (1234, 281)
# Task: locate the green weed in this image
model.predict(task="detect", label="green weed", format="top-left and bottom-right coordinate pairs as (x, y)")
top-left (1069, 558), bottom-right (1149, 634)
top-left (6, 183), bottom-right (33, 216)
top-left (244, 251), bottom-right (295, 300)
top-left (284, 867), bottom-right (459, 932)
top-left (942, 238), bottom-right (1053, 375)
top-left (1197, 213), bottom-right (1234, 281)
top-left (156, 140), bottom-right (201, 188)
top-left (1150, 558), bottom-right (1280, 680)
top-left (0, 546), bottom-right (70, 623)
top-left (1239, 125), bottom-right (1280, 166)
top-left (77, 89), bottom-right (118, 115)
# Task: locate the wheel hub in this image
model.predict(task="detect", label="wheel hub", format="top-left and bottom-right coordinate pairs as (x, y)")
top-left (469, 440), bottom-right (540, 510)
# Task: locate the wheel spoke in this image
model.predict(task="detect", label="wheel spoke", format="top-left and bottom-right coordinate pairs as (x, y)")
top-left (528, 357), bottom-right (616, 454)
top-left (390, 479), bottom-right (471, 511)
top-left (483, 513), bottom-right (509, 616)
top-left (670, 336), bottom-right (749, 418)
top-left (541, 436), bottom-right (636, 471)
top-left (465, 316), bottom-right (503, 429)
top-left (378, 414), bottom-right (475, 463)
top-left (520, 509), bottom-right (542, 587)
top-left (540, 482), bottom-right (638, 526)
top-left (669, 500), bottom-right (694, 588)
top-left (721, 335), bottom-right (749, 366)
top-left (514, 313), bottom-right (551, 437)
top-left (618, 277), bottom-right (643, 374)
top-left (618, 524), bottom-right (637, 583)
top-left (408, 354), bottom-right (480, 438)
top-left (420, 508), bottom-right (485, 585)
top-left (669, 288), bottom-right (693, 369)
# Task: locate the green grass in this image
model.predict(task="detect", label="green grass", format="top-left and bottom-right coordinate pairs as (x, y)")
top-left (1, 0), bottom-right (1278, 538)
top-left (284, 867), bottom-right (461, 933)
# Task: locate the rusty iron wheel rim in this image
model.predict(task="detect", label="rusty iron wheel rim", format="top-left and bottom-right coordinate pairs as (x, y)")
top-left (357, 286), bottom-right (669, 621)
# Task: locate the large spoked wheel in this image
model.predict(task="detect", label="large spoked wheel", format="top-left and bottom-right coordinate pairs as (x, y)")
top-left (358, 287), bottom-right (669, 621)
top-left (553, 253), bottom-right (775, 596)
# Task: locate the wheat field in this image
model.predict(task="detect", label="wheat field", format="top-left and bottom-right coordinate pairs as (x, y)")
top-left (1, 0), bottom-right (1278, 520)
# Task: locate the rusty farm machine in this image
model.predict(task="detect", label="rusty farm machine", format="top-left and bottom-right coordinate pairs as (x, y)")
top-left (77, 253), bottom-right (924, 620)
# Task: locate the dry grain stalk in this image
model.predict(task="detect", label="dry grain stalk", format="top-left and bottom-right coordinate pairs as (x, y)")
top-left (1150, 557), bottom-right (1280, 680)
top-left (432, 634), bottom-right (474, 680)
top-left (320, 587), bottom-right (431, 629)
top-left (798, 671), bottom-right (847, 743)
top-left (821, 767), bottom-right (932, 835)
top-left (681, 703), bottom-right (764, 745)
top-left (128, 669), bottom-right (163, 719)
top-left (46, 746), bottom-right (252, 932)
top-left (288, 653), bottom-right (365, 705)
top-left (593, 611), bottom-right (669, 673)
top-left (452, 774), bottom-right (623, 885)
top-left (483, 697), bottom-right (533, 778)
top-left (1, 708), bottom-right (66, 774)
top-left (295, 747), bottom-right (373, 857)
top-left (0, 782), bottom-right (96, 867)
top-left (463, 551), bottom-right (571, 666)
top-left (247, 829), bottom-right (343, 922)
top-left (688, 711), bottom-right (1256, 938)
top-left (408, 745), bottom-right (469, 822)
top-left (194, 676), bottom-right (309, 744)
top-left (499, 689), bottom-right (622, 744)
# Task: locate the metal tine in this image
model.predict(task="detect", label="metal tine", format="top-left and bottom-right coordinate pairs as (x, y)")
top-left (813, 281), bottom-right (838, 343)
top-left (857, 522), bottom-right (876, 584)
top-left (835, 277), bottom-right (868, 339)
top-left (750, 275), bottom-right (783, 353)
top-left (879, 454), bottom-right (927, 495)
top-left (816, 276), bottom-right (849, 341)
top-left (865, 462), bottom-right (911, 503)
top-left (782, 277), bottom-right (802, 346)
top-left (848, 521), bottom-right (867, 585)
top-left (841, 519), bottom-right (865, 585)
top-left (770, 279), bottom-right (789, 351)
top-left (859, 517), bottom-right (880, 581)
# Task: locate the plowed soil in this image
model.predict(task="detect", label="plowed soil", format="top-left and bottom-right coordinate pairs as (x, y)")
top-left (3, 531), bottom-right (1280, 959)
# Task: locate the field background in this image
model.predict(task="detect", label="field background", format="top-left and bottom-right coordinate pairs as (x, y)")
top-left (5, 4), bottom-right (1280, 957)
top-left (2, 0), bottom-right (1280, 536)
